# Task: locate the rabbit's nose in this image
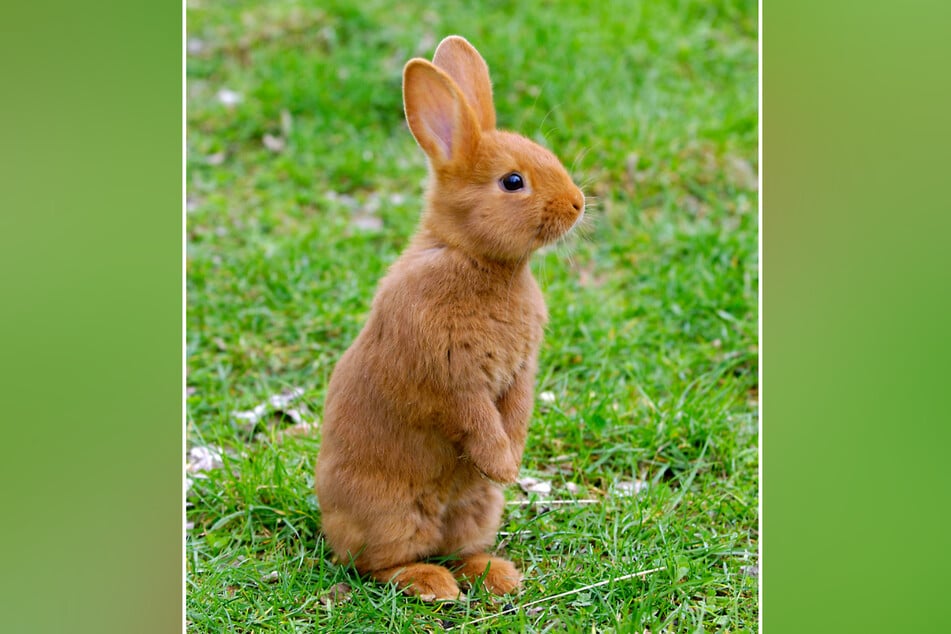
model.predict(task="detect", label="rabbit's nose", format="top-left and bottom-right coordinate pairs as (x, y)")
top-left (571, 190), bottom-right (585, 213)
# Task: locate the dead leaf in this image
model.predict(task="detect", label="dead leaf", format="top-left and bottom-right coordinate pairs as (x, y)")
top-left (280, 109), bottom-right (293, 136)
top-left (539, 461), bottom-right (573, 477)
top-left (625, 152), bottom-right (641, 187)
top-left (216, 88), bottom-right (243, 107)
top-left (351, 214), bottom-right (383, 231)
top-left (517, 477), bottom-right (552, 496)
top-left (233, 403), bottom-right (268, 424)
top-left (268, 387), bottom-right (305, 409)
top-left (262, 133), bottom-right (285, 153)
top-left (187, 445), bottom-right (223, 473)
top-left (186, 37), bottom-right (205, 55)
top-left (726, 155), bottom-right (758, 191)
top-left (232, 388), bottom-right (317, 440)
top-left (615, 480), bottom-right (647, 497)
top-left (277, 420), bottom-right (317, 438)
top-left (324, 190), bottom-right (358, 208)
top-left (318, 582), bottom-right (352, 607)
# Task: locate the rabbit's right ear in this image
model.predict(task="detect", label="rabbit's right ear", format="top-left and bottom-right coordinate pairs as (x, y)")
top-left (403, 59), bottom-right (482, 169)
top-left (432, 36), bottom-right (496, 131)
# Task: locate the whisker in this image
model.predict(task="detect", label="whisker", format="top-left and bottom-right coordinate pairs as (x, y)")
top-left (536, 102), bottom-right (566, 143)
top-left (570, 146), bottom-right (593, 176)
top-left (528, 81), bottom-right (546, 120)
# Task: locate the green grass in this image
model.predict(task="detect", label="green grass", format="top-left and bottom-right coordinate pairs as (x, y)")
top-left (186, 0), bottom-right (758, 631)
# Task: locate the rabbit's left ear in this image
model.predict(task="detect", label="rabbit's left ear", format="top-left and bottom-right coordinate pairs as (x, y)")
top-left (433, 36), bottom-right (496, 131)
top-left (403, 59), bottom-right (482, 168)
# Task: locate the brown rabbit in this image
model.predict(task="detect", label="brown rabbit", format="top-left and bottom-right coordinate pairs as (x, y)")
top-left (315, 35), bottom-right (585, 601)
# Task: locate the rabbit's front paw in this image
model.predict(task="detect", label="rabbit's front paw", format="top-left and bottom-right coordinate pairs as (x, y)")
top-left (466, 437), bottom-right (519, 483)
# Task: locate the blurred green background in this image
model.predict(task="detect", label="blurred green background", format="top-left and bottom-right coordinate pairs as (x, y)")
top-left (4, 0), bottom-right (950, 631)
top-left (764, 2), bottom-right (951, 631)
top-left (0, 2), bottom-right (181, 633)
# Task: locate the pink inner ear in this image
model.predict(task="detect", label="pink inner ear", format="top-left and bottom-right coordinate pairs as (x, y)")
top-left (427, 108), bottom-right (454, 160)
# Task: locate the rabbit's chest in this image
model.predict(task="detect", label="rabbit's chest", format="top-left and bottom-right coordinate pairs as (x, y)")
top-left (447, 299), bottom-right (544, 396)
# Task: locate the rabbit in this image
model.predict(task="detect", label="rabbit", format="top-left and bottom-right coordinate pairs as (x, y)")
top-left (315, 35), bottom-right (585, 601)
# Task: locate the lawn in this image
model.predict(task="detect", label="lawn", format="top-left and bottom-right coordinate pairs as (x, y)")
top-left (186, 0), bottom-right (758, 631)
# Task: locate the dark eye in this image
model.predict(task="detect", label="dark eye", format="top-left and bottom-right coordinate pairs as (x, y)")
top-left (499, 172), bottom-right (525, 192)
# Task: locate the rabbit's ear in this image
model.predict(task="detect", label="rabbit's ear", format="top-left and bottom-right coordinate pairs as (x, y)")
top-left (432, 36), bottom-right (496, 131)
top-left (403, 59), bottom-right (482, 167)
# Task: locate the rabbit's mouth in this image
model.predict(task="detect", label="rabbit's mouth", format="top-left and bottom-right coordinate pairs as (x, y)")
top-left (536, 197), bottom-right (584, 245)
top-left (535, 213), bottom-right (582, 247)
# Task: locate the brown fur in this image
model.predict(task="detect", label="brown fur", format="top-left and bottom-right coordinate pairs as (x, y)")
top-left (315, 36), bottom-right (584, 601)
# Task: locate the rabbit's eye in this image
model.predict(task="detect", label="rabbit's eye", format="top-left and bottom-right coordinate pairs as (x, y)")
top-left (499, 172), bottom-right (525, 192)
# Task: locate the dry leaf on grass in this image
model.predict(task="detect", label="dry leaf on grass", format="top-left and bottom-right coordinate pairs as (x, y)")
top-left (517, 476), bottom-right (552, 496)
top-left (726, 155), bottom-right (758, 191)
top-left (506, 499), bottom-right (599, 506)
top-left (262, 133), bottom-right (285, 153)
top-left (186, 38), bottom-right (205, 55)
top-left (233, 403), bottom-right (269, 424)
top-left (275, 420), bottom-right (318, 440)
top-left (318, 582), bottom-right (352, 607)
top-left (268, 387), bottom-right (305, 408)
top-left (614, 480), bottom-right (647, 497)
top-left (231, 387), bottom-right (316, 440)
top-left (539, 461), bottom-right (573, 477)
top-left (351, 214), bottom-right (383, 231)
top-left (216, 88), bottom-right (243, 107)
top-left (187, 445), bottom-right (223, 473)
top-left (280, 109), bottom-right (293, 136)
top-left (324, 191), bottom-right (386, 232)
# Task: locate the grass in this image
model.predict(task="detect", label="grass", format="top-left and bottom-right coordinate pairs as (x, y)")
top-left (186, 0), bottom-right (758, 631)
